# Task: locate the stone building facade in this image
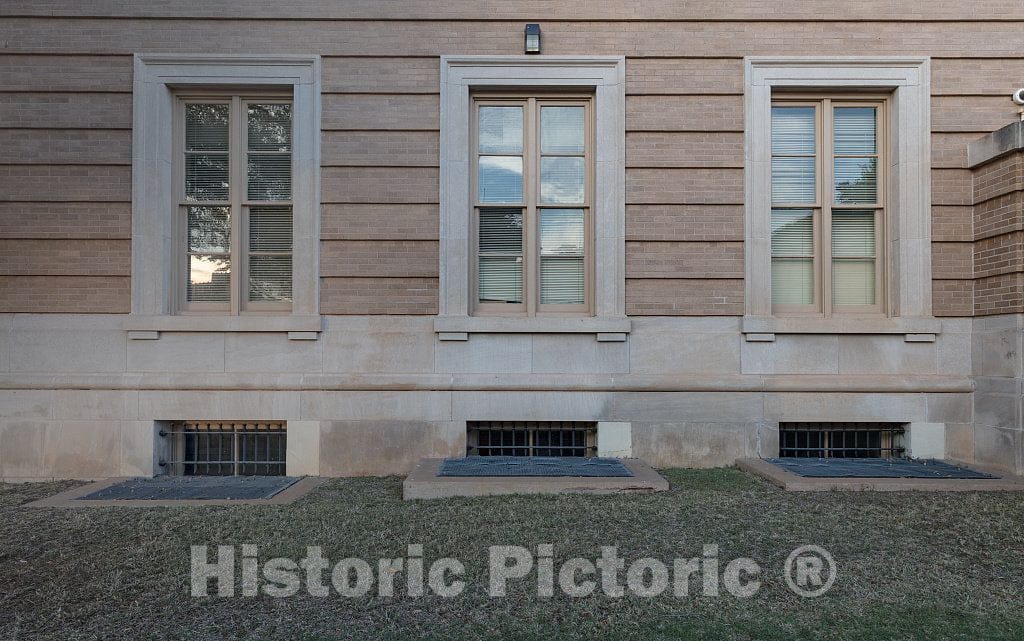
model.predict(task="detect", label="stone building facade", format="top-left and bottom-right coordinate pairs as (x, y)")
top-left (0, 1), bottom-right (1022, 479)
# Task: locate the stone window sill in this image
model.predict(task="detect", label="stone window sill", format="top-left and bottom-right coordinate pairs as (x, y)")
top-left (123, 314), bottom-right (322, 340)
top-left (433, 316), bottom-right (631, 341)
top-left (741, 315), bottom-right (940, 342)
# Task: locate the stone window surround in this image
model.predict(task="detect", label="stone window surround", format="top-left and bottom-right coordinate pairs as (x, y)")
top-left (435, 56), bottom-right (628, 342)
top-left (126, 54), bottom-right (322, 340)
top-left (743, 57), bottom-right (936, 342)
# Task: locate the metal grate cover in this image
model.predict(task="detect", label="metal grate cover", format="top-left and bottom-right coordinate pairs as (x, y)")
top-left (165, 421), bottom-right (286, 476)
top-left (78, 476), bottom-right (300, 501)
top-left (768, 458), bottom-right (997, 479)
top-left (467, 421), bottom-right (597, 458)
top-left (438, 456), bottom-right (633, 477)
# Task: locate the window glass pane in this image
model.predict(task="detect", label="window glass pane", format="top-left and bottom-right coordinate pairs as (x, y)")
top-left (771, 209), bottom-right (814, 256)
top-left (479, 257), bottom-right (523, 304)
top-left (248, 103), bottom-right (292, 152)
top-left (249, 255), bottom-right (292, 302)
top-left (540, 209), bottom-right (584, 256)
top-left (249, 206), bottom-right (292, 251)
top-left (185, 104), bottom-right (228, 151)
top-left (187, 206), bottom-right (230, 253)
top-left (540, 156), bottom-right (585, 204)
top-left (479, 208), bottom-right (523, 253)
top-left (541, 106), bottom-right (585, 154)
top-left (771, 157), bottom-right (815, 204)
top-left (478, 156), bottom-right (523, 203)
top-left (185, 154), bottom-right (229, 201)
top-left (478, 208), bottom-right (522, 304)
top-left (831, 210), bottom-right (875, 257)
top-left (833, 260), bottom-right (875, 306)
top-left (187, 255), bottom-right (230, 303)
top-left (772, 209), bottom-right (814, 306)
top-left (832, 209), bottom-right (876, 306)
top-left (834, 157), bottom-right (877, 204)
top-left (771, 107), bottom-right (815, 155)
top-left (541, 257), bottom-right (585, 305)
top-left (772, 258), bottom-right (814, 306)
top-left (248, 154), bottom-right (292, 201)
top-left (479, 106), bottom-right (523, 154)
top-left (834, 107), bottom-right (876, 155)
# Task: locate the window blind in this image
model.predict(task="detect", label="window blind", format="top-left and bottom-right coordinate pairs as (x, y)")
top-left (540, 208), bottom-right (585, 304)
top-left (248, 206), bottom-right (293, 302)
top-left (478, 208), bottom-right (523, 303)
top-left (771, 209), bottom-right (814, 306)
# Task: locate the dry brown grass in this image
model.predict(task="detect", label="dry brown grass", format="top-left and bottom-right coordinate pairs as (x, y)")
top-left (1, 470), bottom-right (1022, 641)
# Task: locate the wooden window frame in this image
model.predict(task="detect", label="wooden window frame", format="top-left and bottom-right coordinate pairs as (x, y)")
top-left (173, 92), bottom-right (294, 316)
top-left (771, 94), bottom-right (888, 318)
top-left (470, 93), bottom-right (594, 317)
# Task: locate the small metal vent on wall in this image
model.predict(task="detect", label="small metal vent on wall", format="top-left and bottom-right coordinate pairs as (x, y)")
top-left (161, 421), bottom-right (287, 476)
top-left (467, 421), bottom-right (597, 457)
top-left (778, 422), bottom-right (906, 459)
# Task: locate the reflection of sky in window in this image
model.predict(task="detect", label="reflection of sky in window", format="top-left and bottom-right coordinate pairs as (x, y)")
top-left (834, 157), bottom-right (877, 203)
top-left (771, 107), bottom-right (815, 155)
top-left (479, 156), bottom-right (523, 202)
top-left (479, 107), bottom-right (523, 154)
top-left (189, 255), bottom-right (228, 284)
top-left (540, 157), bottom-right (585, 204)
top-left (541, 107), bottom-right (584, 154)
top-left (541, 209), bottom-right (584, 256)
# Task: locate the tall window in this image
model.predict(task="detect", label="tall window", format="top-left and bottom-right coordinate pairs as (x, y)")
top-left (177, 95), bottom-right (293, 313)
top-left (473, 96), bottom-right (592, 315)
top-left (770, 97), bottom-right (885, 315)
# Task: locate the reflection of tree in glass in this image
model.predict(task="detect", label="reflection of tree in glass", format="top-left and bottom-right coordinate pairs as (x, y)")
top-left (248, 104), bottom-right (291, 151)
top-left (247, 104), bottom-right (292, 201)
top-left (186, 104), bottom-right (228, 150)
top-left (188, 207), bottom-right (230, 252)
top-left (247, 156), bottom-right (291, 201)
top-left (185, 104), bottom-right (230, 201)
top-left (835, 158), bottom-right (877, 204)
top-left (188, 257), bottom-right (230, 302)
top-left (249, 258), bottom-right (293, 303)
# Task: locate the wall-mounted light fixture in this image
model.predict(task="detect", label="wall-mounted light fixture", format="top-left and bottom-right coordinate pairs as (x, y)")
top-left (524, 24), bottom-right (541, 54)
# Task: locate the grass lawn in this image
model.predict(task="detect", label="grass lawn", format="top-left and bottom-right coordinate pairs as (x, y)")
top-left (2, 469), bottom-right (1023, 640)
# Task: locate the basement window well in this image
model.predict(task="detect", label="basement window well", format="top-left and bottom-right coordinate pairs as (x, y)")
top-left (778, 422), bottom-right (905, 459)
top-left (467, 421), bottom-right (597, 457)
top-left (162, 421), bottom-right (286, 476)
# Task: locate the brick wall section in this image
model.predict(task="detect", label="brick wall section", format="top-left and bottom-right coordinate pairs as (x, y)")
top-left (320, 240), bottom-right (439, 278)
top-left (626, 279), bottom-right (743, 315)
top-left (0, 203), bottom-right (130, 239)
top-left (0, 239), bottom-right (130, 276)
top-left (0, 93), bottom-right (132, 129)
top-left (972, 149), bottom-right (1024, 315)
top-left (321, 204), bottom-right (437, 241)
top-left (0, 276), bottom-right (130, 313)
top-left (322, 95), bottom-right (439, 131)
top-left (626, 132), bottom-right (742, 168)
top-left (975, 233), bottom-right (1024, 279)
top-left (320, 277), bottom-right (438, 314)
top-left (932, 279), bottom-right (975, 317)
top-left (932, 206), bottom-right (973, 242)
top-left (626, 205), bottom-right (743, 242)
top-left (626, 241), bottom-right (743, 279)
top-left (0, 129), bottom-right (130, 165)
top-left (974, 192), bottom-right (1023, 240)
top-left (3, 10), bottom-right (1023, 317)
top-left (931, 242), bottom-right (973, 280)
top-left (975, 273), bottom-right (1024, 315)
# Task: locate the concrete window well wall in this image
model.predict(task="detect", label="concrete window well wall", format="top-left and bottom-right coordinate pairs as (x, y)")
top-left (2, 10), bottom-right (1024, 481)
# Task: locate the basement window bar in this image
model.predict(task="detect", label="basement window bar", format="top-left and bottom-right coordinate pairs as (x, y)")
top-left (778, 422), bottom-right (905, 459)
top-left (467, 421), bottom-right (597, 457)
top-left (163, 421), bottom-right (286, 476)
